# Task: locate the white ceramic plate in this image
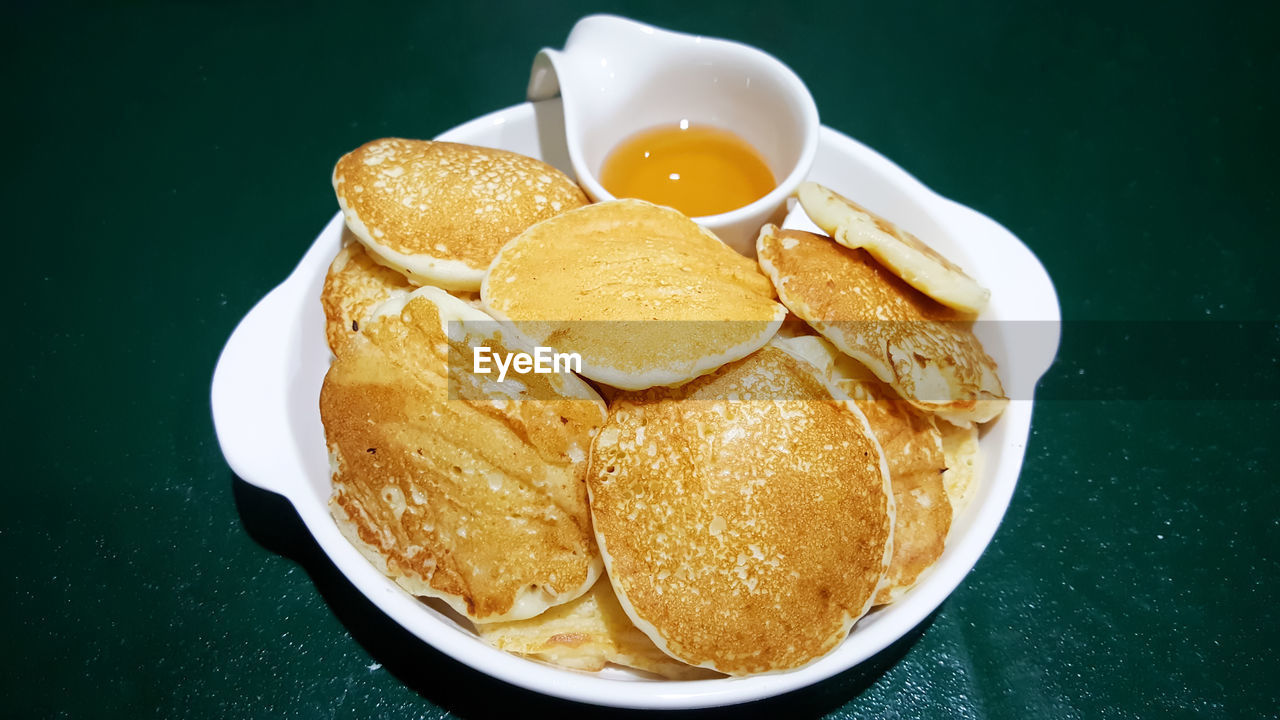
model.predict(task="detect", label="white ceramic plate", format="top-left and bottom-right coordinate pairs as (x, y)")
top-left (211, 99), bottom-right (1060, 710)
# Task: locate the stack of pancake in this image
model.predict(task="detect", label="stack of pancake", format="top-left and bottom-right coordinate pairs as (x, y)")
top-left (318, 138), bottom-right (1002, 677)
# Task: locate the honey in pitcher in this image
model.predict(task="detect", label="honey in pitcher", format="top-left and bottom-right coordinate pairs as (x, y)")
top-left (600, 122), bottom-right (775, 217)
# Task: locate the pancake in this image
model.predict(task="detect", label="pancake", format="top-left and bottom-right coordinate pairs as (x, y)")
top-left (837, 369), bottom-right (950, 604)
top-left (757, 224), bottom-right (1007, 427)
top-left (796, 182), bottom-right (990, 314)
top-left (481, 199), bottom-right (786, 390)
top-left (939, 421), bottom-right (981, 514)
top-left (475, 577), bottom-right (721, 679)
top-left (320, 235), bottom-right (414, 356)
top-left (333, 139), bottom-right (588, 291)
top-left (586, 346), bottom-right (893, 675)
top-left (776, 335), bottom-right (952, 604)
top-left (769, 332), bottom-right (836, 375)
top-left (321, 286), bottom-right (605, 622)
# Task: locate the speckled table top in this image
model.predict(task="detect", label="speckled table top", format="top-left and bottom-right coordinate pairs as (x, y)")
top-left (6, 1), bottom-right (1277, 717)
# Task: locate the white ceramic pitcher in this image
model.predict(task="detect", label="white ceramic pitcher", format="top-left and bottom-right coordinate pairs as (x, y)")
top-left (527, 15), bottom-right (820, 255)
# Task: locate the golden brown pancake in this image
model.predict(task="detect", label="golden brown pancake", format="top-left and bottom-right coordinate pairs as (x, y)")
top-left (481, 199), bottom-right (786, 390)
top-left (797, 182), bottom-right (990, 314)
top-left (320, 236), bottom-right (414, 356)
top-left (775, 335), bottom-right (952, 604)
top-left (333, 139), bottom-right (588, 291)
top-left (321, 286), bottom-right (605, 622)
top-left (837, 370), bottom-right (950, 604)
top-left (587, 346), bottom-right (893, 675)
top-left (939, 420), bottom-right (981, 514)
top-left (757, 225), bottom-right (1007, 427)
top-left (475, 577), bottom-right (721, 679)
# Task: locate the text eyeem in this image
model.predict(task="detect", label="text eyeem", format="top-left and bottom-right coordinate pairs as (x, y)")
top-left (472, 346), bottom-right (582, 382)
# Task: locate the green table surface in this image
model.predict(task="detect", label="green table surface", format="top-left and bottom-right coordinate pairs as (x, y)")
top-left (6, 1), bottom-right (1277, 717)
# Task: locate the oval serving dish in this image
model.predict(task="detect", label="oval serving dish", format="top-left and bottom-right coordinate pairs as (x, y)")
top-left (211, 99), bottom-right (1060, 709)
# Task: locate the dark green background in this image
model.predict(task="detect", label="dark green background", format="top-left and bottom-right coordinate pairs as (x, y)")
top-left (5, 1), bottom-right (1277, 717)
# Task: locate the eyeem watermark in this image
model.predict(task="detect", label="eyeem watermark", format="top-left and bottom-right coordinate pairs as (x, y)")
top-left (472, 346), bottom-right (582, 382)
